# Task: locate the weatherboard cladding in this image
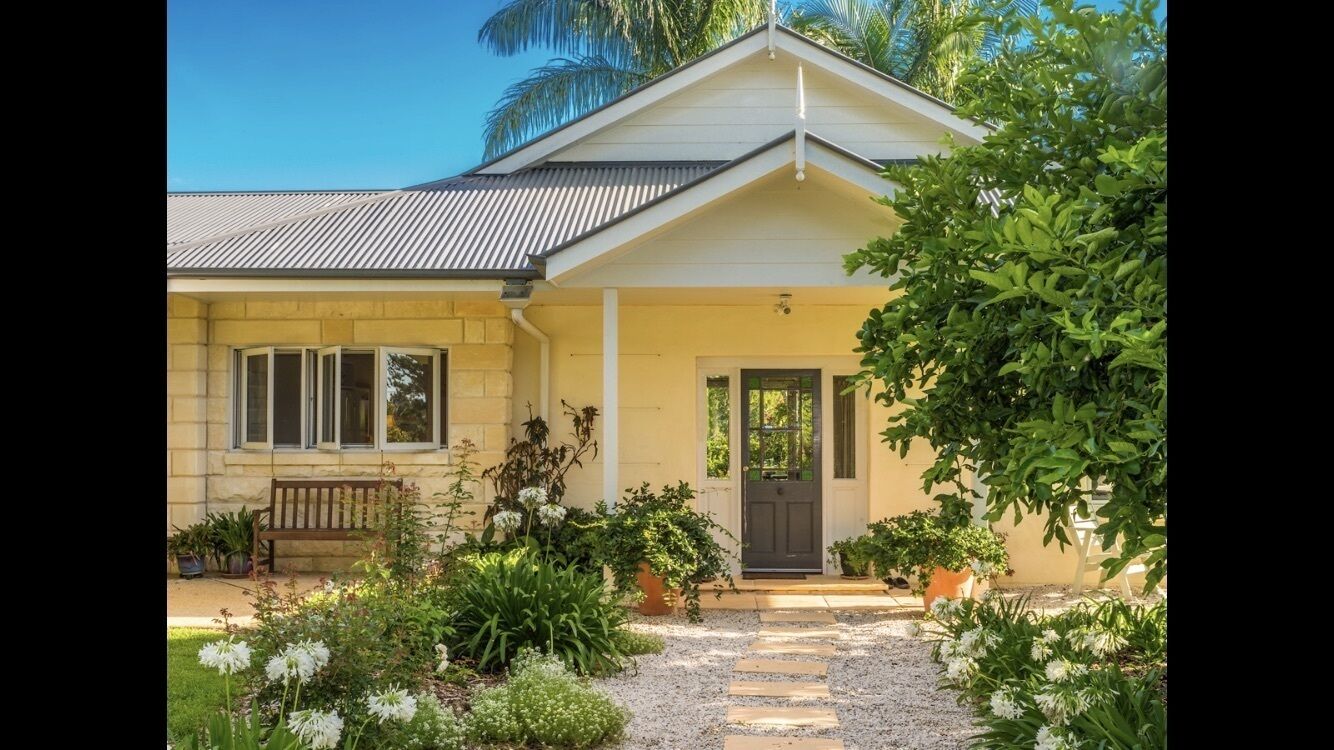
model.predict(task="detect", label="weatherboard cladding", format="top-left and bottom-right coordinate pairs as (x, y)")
top-left (167, 192), bottom-right (385, 247)
top-left (166, 164), bottom-right (718, 274)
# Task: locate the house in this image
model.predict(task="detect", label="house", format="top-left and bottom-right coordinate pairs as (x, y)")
top-left (166, 24), bottom-right (1083, 584)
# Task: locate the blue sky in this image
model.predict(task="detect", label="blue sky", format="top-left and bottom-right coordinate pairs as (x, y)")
top-left (167, 0), bottom-right (1163, 192)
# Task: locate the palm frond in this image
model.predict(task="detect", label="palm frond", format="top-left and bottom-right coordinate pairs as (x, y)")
top-left (482, 56), bottom-right (650, 159)
top-left (478, 0), bottom-right (636, 58)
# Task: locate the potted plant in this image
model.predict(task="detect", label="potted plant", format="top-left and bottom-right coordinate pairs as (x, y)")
top-left (206, 508), bottom-right (258, 578)
top-left (827, 536), bottom-right (872, 578)
top-left (864, 510), bottom-right (1010, 611)
top-left (167, 522), bottom-right (212, 578)
top-left (596, 481), bottom-right (740, 623)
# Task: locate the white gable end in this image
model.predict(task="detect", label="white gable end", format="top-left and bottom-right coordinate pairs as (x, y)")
top-left (553, 60), bottom-right (956, 163)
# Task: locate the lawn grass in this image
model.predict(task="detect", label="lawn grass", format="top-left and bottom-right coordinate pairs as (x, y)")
top-left (167, 627), bottom-right (229, 743)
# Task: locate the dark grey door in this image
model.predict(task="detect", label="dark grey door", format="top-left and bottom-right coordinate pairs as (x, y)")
top-left (741, 370), bottom-right (821, 571)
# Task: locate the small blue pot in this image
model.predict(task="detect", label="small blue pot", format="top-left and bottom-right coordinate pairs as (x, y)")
top-left (177, 554), bottom-right (205, 579)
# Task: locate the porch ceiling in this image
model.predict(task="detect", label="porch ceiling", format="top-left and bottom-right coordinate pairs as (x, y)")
top-left (528, 285), bottom-right (893, 306)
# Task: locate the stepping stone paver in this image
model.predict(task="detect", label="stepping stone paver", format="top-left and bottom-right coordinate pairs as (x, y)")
top-left (757, 626), bottom-right (840, 638)
top-left (726, 706), bottom-right (840, 728)
top-left (760, 611), bottom-right (837, 624)
top-left (724, 737), bottom-right (845, 750)
top-left (749, 641), bottom-right (838, 656)
top-left (735, 658), bottom-right (828, 676)
top-left (729, 680), bottom-right (831, 699)
top-left (755, 594), bottom-right (830, 610)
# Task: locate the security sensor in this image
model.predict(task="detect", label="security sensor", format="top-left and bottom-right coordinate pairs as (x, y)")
top-left (775, 293), bottom-right (792, 315)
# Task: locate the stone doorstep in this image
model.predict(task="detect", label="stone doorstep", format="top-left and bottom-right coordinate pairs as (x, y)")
top-left (756, 626), bottom-right (841, 639)
top-left (759, 611), bottom-right (837, 624)
top-left (724, 738), bottom-right (846, 750)
top-left (748, 642), bottom-right (838, 656)
top-left (734, 659), bottom-right (828, 677)
top-left (728, 681), bottom-right (831, 699)
top-left (726, 706), bottom-right (840, 728)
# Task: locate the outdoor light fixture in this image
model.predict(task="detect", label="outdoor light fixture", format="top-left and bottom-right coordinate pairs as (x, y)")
top-left (775, 293), bottom-right (792, 315)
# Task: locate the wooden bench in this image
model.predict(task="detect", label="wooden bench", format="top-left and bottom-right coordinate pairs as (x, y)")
top-left (253, 478), bottom-right (403, 572)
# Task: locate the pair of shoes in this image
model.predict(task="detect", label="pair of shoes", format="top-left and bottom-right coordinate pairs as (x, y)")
top-left (891, 577), bottom-right (910, 589)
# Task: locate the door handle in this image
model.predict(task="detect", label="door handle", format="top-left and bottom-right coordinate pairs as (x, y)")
top-left (742, 465), bottom-right (750, 472)
top-left (776, 486), bottom-right (784, 495)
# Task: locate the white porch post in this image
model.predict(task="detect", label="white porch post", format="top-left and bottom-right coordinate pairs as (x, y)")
top-left (603, 288), bottom-right (619, 508)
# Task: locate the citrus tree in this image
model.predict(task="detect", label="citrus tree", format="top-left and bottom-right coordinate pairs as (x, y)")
top-left (845, 0), bottom-right (1166, 589)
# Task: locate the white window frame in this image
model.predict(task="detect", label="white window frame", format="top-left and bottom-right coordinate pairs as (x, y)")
top-left (238, 347), bottom-right (273, 450)
top-left (316, 346), bottom-right (342, 450)
top-left (379, 347), bottom-right (442, 451)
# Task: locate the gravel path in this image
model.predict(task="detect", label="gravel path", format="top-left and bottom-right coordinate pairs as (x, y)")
top-left (598, 608), bottom-right (978, 750)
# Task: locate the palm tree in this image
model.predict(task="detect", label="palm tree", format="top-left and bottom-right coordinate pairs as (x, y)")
top-left (786, 0), bottom-right (1037, 104)
top-left (479, 0), bottom-right (770, 159)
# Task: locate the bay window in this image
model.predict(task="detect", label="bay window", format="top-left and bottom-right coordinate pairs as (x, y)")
top-left (234, 346), bottom-right (447, 450)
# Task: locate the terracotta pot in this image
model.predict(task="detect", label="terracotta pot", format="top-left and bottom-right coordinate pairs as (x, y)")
top-left (923, 566), bottom-right (974, 612)
top-left (635, 561), bottom-right (676, 616)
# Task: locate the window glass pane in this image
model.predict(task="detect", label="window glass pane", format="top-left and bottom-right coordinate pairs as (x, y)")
top-left (244, 353), bottom-right (268, 443)
top-left (341, 352), bottom-right (375, 445)
top-left (706, 376), bottom-right (729, 478)
top-left (320, 352), bottom-right (337, 444)
top-left (273, 353), bottom-right (302, 447)
top-left (439, 351), bottom-right (448, 447)
top-left (386, 352), bottom-right (434, 444)
top-left (833, 376), bottom-right (856, 479)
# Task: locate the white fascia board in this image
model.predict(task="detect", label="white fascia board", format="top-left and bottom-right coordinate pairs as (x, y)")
top-left (544, 140), bottom-right (899, 285)
top-left (165, 278), bottom-right (506, 294)
top-left (476, 34), bottom-right (771, 175)
top-left (775, 35), bottom-right (990, 144)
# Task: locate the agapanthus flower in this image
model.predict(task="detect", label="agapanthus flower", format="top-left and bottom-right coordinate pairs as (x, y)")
top-left (198, 638), bottom-right (252, 675)
top-left (944, 656), bottom-right (977, 684)
top-left (1034, 724), bottom-right (1080, 750)
top-left (366, 685), bottom-right (418, 723)
top-left (517, 486), bottom-right (548, 509)
top-left (1040, 629), bottom-right (1061, 644)
top-left (492, 510), bottom-right (522, 532)
top-left (906, 621), bottom-right (923, 638)
top-left (1044, 658), bottom-right (1088, 683)
top-left (435, 644), bottom-right (450, 674)
top-left (930, 596), bottom-right (958, 619)
top-left (971, 559), bottom-right (994, 577)
top-left (293, 639), bottom-right (330, 669)
top-left (1034, 687), bottom-right (1092, 726)
top-left (940, 638), bottom-right (966, 659)
top-left (289, 709), bottom-right (343, 749)
top-left (959, 627), bottom-right (1000, 657)
top-left (1031, 640), bottom-right (1052, 662)
top-left (266, 647), bottom-right (316, 685)
top-left (537, 502), bottom-right (567, 527)
top-left (1068, 627), bottom-right (1127, 657)
top-left (989, 687), bottom-right (1025, 720)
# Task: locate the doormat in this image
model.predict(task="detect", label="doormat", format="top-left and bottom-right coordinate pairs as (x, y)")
top-left (743, 572), bottom-right (806, 580)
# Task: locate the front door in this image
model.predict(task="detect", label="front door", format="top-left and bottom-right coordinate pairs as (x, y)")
top-left (741, 370), bottom-right (822, 571)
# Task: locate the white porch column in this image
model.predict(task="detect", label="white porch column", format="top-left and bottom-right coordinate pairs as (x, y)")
top-left (602, 288), bottom-right (619, 507)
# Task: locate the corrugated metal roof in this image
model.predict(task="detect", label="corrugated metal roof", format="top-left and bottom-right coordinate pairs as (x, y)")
top-left (167, 164), bottom-right (718, 274)
top-left (167, 192), bottom-right (386, 247)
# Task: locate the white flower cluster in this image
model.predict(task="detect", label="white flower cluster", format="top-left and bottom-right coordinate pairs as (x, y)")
top-left (989, 687), bottom-right (1026, 720)
top-left (493, 510), bottom-right (523, 532)
top-left (289, 708), bottom-right (344, 750)
top-left (1034, 687), bottom-right (1094, 726)
top-left (366, 685), bottom-right (419, 724)
top-left (1034, 724), bottom-right (1080, 750)
top-left (1067, 627), bottom-right (1127, 658)
top-left (537, 503), bottom-right (567, 527)
top-left (1044, 658), bottom-right (1088, 683)
top-left (517, 486), bottom-right (549, 509)
top-left (1030, 629), bottom-right (1062, 662)
top-left (198, 637), bottom-right (252, 675)
top-left (959, 627), bottom-right (1001, 658)
top-left (971, 559), bottom-right (995, 577)
top-left (930, 596), bottom-right (961, 620)
top-left (265, 640), bottom-right (331, 685)
top-left (907, 621), bottom-right (923, 638)
top-left (944, 655), bottom-right (977, 685)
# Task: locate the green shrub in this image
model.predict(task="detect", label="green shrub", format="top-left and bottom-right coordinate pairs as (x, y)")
top-left (465, 650), bottom-right (629, 748)
top-left (865, 510), bottom-right (1011, 594)
top-left (919, 594), bottom-right (1166, 749)
top-left (446, 548), bottom-right (627, 674)
top-left (612, 629), bottom-right (665, 656)
top-left (378, 691), bottom-right (466, 750)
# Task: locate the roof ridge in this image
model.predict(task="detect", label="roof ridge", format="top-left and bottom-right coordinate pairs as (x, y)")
top-left (166, 189), bottom-right (405, 255)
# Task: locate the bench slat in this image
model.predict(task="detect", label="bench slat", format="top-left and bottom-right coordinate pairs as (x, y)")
top-left (260, 479), bottom-right (402, 569)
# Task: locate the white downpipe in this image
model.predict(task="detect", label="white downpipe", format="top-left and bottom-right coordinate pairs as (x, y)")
top-left (602, 288), bottom-right (619, 508)
top-left (768, 0), bottom-right (777, 59)
top-left (510, 308), bottom-right (550, 424)
top-left (795, 63), bottom-right (806, 182)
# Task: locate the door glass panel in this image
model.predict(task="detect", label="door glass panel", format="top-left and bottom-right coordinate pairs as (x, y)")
top-left (706, 376), bottom-right (729, 478)
top-left (341, 352), bottom-right (375, 446)
top-left (833, 376), bottom-right (856, 479)
top-left (320, 352), bottom-right (336, 444)
top-left (747, 374), bottom-right (815, 482)
top-left (273, 353), bottom-right (302, 447)
top-left (244, 353), bottom-right (268, 443)
top-left (385, 352), bottom-right (434, 444)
